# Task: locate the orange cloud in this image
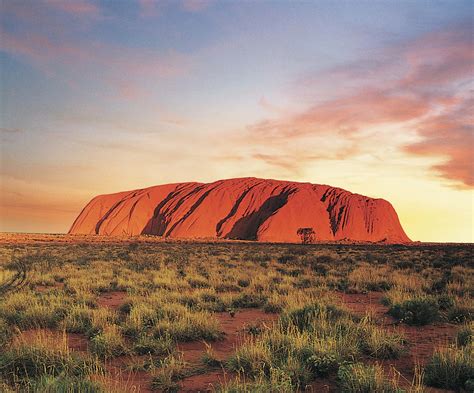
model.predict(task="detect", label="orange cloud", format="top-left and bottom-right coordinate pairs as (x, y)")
top-left (400, 27), bottom-right (473, 88)
top-left (404, 97), bottom-right (474, 188)
top-left (245, 25), bottom-right (473, 188)
top-left (250, 90), bottom-right (429, 141)
top-left (252, 153), bottom-right (302, 173)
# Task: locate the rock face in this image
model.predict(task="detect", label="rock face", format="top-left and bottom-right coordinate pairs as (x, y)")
top-left (69, 178), bottom-right (410, 243)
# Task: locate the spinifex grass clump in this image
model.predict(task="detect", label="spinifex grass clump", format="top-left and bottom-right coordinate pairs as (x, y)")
top-left (0, 290), bottom-right (71, 329)
top-left (424, 345), bottom-right (474, 390)
top-left (152, 307), bottom-right (221, 342)
top-left (27, 375), bottom-right (103, 393)
top-left (348, 264), bottom-right (393, 292)
top-left (227, 302), bottom-right (405, 390)
top-left (150, 354), bottom-right (187, 392)
top-left (337, 363), bottom-right (402, 393)
top-left (218, 369), bottom-right (294, 393)
top-left (357, 319), bottom-right (405, 359)
top-left (90, 325), bottom-right (127, 358)
top-left (0, 333), bottom-right (101, 389)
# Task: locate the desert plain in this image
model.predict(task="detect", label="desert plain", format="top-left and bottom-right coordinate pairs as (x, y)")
top-left (0, 233), bottom-right (472, 392)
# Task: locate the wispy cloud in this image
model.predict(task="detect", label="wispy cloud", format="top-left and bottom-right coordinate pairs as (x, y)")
top-left (0, 27), bottom-right (190, 99)
top-left (0, 127), bottom-right (22, 134)
top-left (45, 0), bottom-right (101, 17)
top-left (404, 95), bottom-right (473, 188)
top-left (181, 0), bottom-right (213, 13)
top-left (137, 0), bottom-right (213, 17)
top-left (242, 24), bottom-right (473, 188)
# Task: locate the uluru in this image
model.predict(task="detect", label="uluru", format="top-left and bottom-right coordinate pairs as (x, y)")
top-left (69, 178), bottom-right (410, 243)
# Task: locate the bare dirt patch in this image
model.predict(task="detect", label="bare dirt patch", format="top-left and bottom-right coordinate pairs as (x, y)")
top-left (180, 369), bottom-right (235, 392)
top-left (97, 290), bottom-right (127, 310)
top-left (338, 291), bottom-right (393, 323)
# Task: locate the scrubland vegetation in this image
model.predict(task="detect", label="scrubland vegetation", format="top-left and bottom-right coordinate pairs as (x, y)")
top-left (0, 236), bottom-right (472, 392)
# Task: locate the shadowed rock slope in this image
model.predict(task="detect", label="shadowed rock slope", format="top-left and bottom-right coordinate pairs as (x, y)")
top-left (69, 178), bottom-right (410, 243)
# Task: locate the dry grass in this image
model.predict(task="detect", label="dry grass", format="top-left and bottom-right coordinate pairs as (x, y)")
top-left (0, 236), bottom-right (472, 391)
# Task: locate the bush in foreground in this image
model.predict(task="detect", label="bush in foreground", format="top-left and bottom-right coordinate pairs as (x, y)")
top-left (424, 346), bottom-right (474, 390)
top-left (337, 363), bottom-right (402, 393)
top-left (0, 344), bottom-right (99, 386)
top-left (30, 375), bottom-right (103, 393)
top-left (388, 298), bottom-right (439, 325)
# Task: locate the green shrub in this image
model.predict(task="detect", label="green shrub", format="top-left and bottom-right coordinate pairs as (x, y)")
top-left (437, 294), bottom-right (455, 310)
top-left (263, 301), bottom-right (283, 314)
top-left (307, 352), bottom-right (338, 377)
top-left (456, 325), bottom-right (472, 347)
top-left (280, 303), bottom-right (346, 331)
top-left (315, 255), bottom-right (335, 264)
top-left (366, 281), bottom-right (391, 291)
top-left (448, 306), bottom-right (472, 324)
top-left (277, 254), bottom-right (297, 264)
top-left (188, 278), bottom-right (210, 289)
top-left (133, 334), bottom-right (172, 356)
top-left (388, 298), bottom-right (439, 325)
top-left (231, 293), bottom-right (267, 308)
top-left (424, 346), bottom-right (474, 390)
top-left (311, 263), bottom-right (328, 276)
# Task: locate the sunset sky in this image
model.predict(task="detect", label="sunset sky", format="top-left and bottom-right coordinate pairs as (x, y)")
top-left (1, 0), bottom-right (473, 242)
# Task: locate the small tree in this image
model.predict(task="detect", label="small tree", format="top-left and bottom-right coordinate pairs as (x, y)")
top-left (297, 227), bottom-right (315, 244)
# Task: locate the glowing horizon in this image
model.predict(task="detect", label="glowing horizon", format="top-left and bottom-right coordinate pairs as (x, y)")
top-left (1, 0), bottom-right (473, 242)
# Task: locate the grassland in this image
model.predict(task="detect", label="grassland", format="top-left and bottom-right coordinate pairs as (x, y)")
top-left (0, 234), bottom-right (472, 392)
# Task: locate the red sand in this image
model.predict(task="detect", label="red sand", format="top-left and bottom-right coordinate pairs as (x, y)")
top-left (69, 177), bottom-right (410, 243)
top-left (102, 355), bottom-right (153, 393)
top-left (97, 291), bottom-right (128, 310)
